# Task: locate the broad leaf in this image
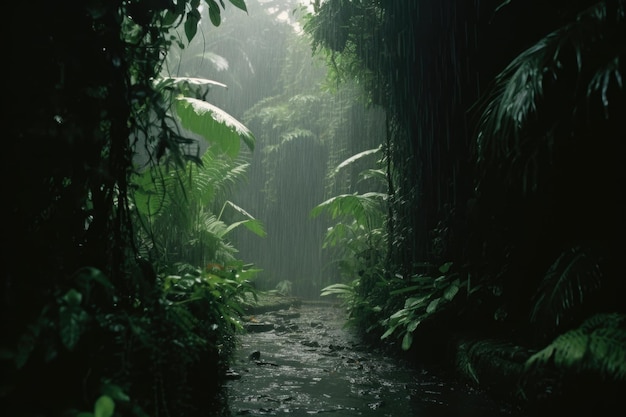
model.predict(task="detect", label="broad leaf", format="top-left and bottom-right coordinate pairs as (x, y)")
top-left (59, 306), bottom-right (87, 350)
top-left (223, 219), bottom-right (266, 237)
top-left (207, 0), bottom-right (221, 26)
top-left (401, 331), bottom-right (413, 351)
top-left (333, 147), bottom-right (381, 174)
top-left (175, 97), bottom-right (255, 157)
top-left (184, 9), bottom-right (201, 41)
top-left (94, 395), bottom-right (115, 417)
top-left (443, 283), bottom-right (459, 301)
top-left (426, 298), bottom-right (440, 314)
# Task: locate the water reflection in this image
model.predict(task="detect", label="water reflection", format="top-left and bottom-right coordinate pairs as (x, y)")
top-left (225, 302), bottom-right (524, 416)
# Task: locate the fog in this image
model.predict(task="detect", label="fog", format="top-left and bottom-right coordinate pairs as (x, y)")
top-left (164, 0), bottom-right (386, 298)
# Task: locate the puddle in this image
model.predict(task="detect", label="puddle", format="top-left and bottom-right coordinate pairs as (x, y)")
top-left (225, 301), bottom-right (523, 416)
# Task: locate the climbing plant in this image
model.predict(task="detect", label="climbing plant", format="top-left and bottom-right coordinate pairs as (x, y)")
top-left (1, 1), bottom-right (257, 416)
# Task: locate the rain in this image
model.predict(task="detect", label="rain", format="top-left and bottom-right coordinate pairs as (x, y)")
top-left (3, 1), bottom-right (625, 417)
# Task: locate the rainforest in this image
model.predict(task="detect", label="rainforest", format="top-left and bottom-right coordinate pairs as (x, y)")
top-left (1, 0), bottom-right (625, 416)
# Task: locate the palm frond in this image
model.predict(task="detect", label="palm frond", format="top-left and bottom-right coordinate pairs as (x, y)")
top-left (529, 246), bottom-right (603, 341)
top-left (475, 0), bottom-right (626, 192)
top-left (332, 146), bottom-right (381, 175)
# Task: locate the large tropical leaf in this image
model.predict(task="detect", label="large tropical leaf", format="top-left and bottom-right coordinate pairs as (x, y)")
top-left (310, 192), bottom-right (387, 226)
top-left (223, 219), bottom-right (266, 238)
top-left (333, 146), bottom-right (381, 175)
top-left (174, 97), bottom-right (255, 157)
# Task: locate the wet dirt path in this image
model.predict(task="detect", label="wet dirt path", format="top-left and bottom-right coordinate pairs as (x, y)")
top-left (225, 300), bottom-right (523, 416)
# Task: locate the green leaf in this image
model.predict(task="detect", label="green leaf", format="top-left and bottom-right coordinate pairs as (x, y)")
top-left (207, 0), bottom-right (221, 26)
top-left (426, 298), bottom-right (440, 314)
top-left (380, 324), bottom-right (398, 340)
top-left (94, 395), bottom-right (115, 417)
top-left (174, 97), bottom-right (255, 157)
top-left (184, 9), bottom-right (200, 42)
top-left (443, 283), bottom-right (459, 301)
top-left (390, 285), bottom-right (421, 296)
top-left (389, 308), bottom-right (409, 320)
top-left (404, 296), bottom-right (428, 309)
top-left (223, 200), bottom-right (255, 219)
top-left (63, 289), bottom-right (82, 307)
top-left (401, 332), bottom-right (413, 351)
top-left (320, 283), bottom-right (354, 296)
top-left (228, 0), bottom-right (248, 12)
top-left (162, 9), bottom-right (180, 27)
top-left (222, 219), bottom-right (266, 237)
top-left (438, 262), bottom-right (453, 274)
top-left (407, 319), bottom-right (420, 332)
top-left (59, 306), bottom-right (85, 350)
top-left (333, 147), bottom-right (381, 175)
top-left (310, 192), bottom-right (386, 225)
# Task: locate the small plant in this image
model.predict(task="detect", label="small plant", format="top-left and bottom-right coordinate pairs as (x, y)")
top-left (274, 280), bottom-right (293, 296)
top-left (380, 262), bottom-right (469, 351)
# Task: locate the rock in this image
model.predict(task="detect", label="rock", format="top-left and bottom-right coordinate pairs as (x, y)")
top-left (271, 310), bottom-right (301, 320)
top-left (255, 360), bottom-right (278, 366)
top-left (244, 322), bottom-right (275, 333)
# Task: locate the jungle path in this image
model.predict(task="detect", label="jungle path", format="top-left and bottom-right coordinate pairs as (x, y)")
top-left (224, 297), bottom-right (525, 416)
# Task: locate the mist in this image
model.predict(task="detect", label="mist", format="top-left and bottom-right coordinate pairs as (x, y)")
top-left (164, 0), bottom-right (386, 298)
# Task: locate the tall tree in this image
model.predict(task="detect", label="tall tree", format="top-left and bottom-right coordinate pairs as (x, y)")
top-left (1, 1), bottom-right (255, 416)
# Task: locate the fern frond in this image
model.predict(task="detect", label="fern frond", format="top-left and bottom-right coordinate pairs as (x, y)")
top-left (587, 326), bottom-right (626, 380)
top-left (524, 313), bottom-right (626, 382)
top-left (475, 0), bottom-right (626, 192)
top-left (280, 128), bottom-right (316, 146)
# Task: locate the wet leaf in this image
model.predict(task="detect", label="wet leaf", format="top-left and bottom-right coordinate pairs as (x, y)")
top-left (401, 332), bottom-right (413, 351)
top-left (94, 395), bottom-right (115, 417)
top-left (184, 8), bottom-right (200, 41)
top-left (63, 288), bottom-right (82, 307)
top-left (380, 324), bottom-right (398, 340)
top-left (426, 298), bottom-right (440, 314)
top-left (175, 97), bottom-right (255, 157)
top-left (443, 284), bottom-right (459, 301)
top-left (208, 0), bottom-right (222, 26)
top-left (438, 262), bottom-right (453, 274)
top-left (407, 319), bottom-right (420, 332)
top-left (59, 306), bottom-right (87, 350)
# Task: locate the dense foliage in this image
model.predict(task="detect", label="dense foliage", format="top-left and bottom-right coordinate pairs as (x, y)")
top-left (306, 0), bottom-right (626, 412)
top-left (1, 1), bottom-right (259, 416)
